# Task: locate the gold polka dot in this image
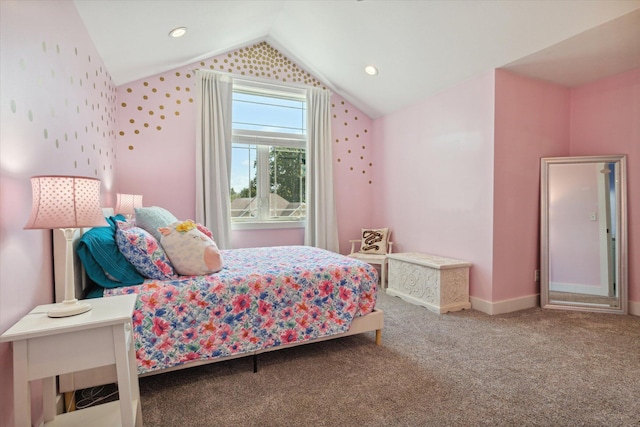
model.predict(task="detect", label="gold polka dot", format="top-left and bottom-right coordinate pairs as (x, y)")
top-left (156, 126), bottom-right (162, 131)
top-left (127, 88), bottom-right (132, 93)
top-left (159, 105), bottom-right (165, 110)
top-left (176, 86), bottom-right (181, 91)
top-left (175, 72), bottom-right (181, 77)
top-left (143, 95), bottom-right (148, 100)
top-left (152, 88), bottom-right (157, 93)
top-left (337, 158), bottom-right (341, 162)
top-left (160, 115), bottom-right (166, 120)
top-left (129, 119), bottom-right (135, 123)
top-left (149, 111), bottom-right (154, 115)
top-left (176, 100), bottom-right (181, 104)
top-left (119, 131), bottom-right (125, 136)
top-left (160, 77), bottom-right (165, 81)
top-left (137, 106), bottom-right (142, 111)
top-left (134, 130), bottom-right (140, 134)
top-left (128, 145), bottom-right (134, 150)
top-left (144, 82), bottom-right (149, 86)
top-left (175, 111), bottom-right (180, 116)
top-left (144, 123), bottom-right (149, 127)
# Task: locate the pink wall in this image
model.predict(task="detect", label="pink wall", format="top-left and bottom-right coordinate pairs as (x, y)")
top-left (0, 1), bottom-right (117, 425)
top-left (371, 71), bottom-right (496, 301)
top-left (373, 66), bottom-right (636, 311)
top-left (493, 70), bottom-right (570, 301)
top-left (115, 42), bottom-right (373, 254)
top-left (569, 68), bottom-right (640, 303)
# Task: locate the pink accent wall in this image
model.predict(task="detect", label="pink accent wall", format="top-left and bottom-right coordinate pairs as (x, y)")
top-left (569, 68), bottom-right (640, 303)
top-left (115, 42), bottom-right (373, 254)
top-left (493, 69), bottom-right (570, 302)
top-left (0, 1), bottom-right (116, 425)
top-left (371, 71), bottom-right (496, 301)
top-left (373, 66), bottom-right (637, 310)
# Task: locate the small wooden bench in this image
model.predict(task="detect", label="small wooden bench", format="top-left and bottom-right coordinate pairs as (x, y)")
top-left (387, 252), bottom-right (471, 313)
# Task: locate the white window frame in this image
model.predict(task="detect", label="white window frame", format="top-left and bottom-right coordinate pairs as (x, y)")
top-left (230, 79), bottom-right (307, 230)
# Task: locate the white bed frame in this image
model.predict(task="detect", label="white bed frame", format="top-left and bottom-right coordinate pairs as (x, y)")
top-left (53, 219), bottom-right (384, 394)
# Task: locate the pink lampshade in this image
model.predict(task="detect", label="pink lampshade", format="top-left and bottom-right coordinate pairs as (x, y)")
top-left (115, 193), bottom-right (143, 216)
top-left (24, 176), bottom-right (108, 230)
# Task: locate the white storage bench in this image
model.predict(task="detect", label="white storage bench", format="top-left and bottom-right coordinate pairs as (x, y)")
top-left (387, 252), bottom-right (471, 314)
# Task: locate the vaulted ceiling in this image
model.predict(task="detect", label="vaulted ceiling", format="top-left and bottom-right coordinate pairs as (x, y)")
top-left (74, 1), bottom-right (640, 119)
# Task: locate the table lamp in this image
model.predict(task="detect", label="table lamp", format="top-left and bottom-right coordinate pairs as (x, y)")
top-left (115, 193), bottom-right (143, 220)
top-left (24, 176), bottom-right (108, 317)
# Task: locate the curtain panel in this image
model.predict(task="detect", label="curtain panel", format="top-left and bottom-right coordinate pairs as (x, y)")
top-left (195, 70), bottom-right (233, 249)
top-left (304, 87), bottom-right (339, 252)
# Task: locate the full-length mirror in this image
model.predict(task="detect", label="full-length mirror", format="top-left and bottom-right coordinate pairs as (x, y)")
top-left (540, 155), bottom-right (627, 313)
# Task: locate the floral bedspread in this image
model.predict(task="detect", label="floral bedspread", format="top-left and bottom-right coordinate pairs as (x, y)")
top-left (104, 246), bottom-right (378, 374)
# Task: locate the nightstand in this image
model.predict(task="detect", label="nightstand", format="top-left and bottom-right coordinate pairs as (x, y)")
top-left (0, 294), bottom-right (142, 427)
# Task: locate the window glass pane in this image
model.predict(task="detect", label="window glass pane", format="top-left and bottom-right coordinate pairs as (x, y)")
top-left (230, 144), bottom-right (257, 219)
top-left (233, 92), bottom-right (306, 135)
top-left (268, 146), bottom-right (306, 220)
top-left (230, 84), bottom-right (307, 223)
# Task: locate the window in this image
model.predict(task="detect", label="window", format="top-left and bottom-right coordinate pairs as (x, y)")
top-left (230, 81), bottom-right (307, 225)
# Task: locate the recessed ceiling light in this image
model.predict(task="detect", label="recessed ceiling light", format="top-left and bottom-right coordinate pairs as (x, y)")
top-left (365, 65), bottom-right (378, 76)
top-left (169, 27), bottom-right (187, 38)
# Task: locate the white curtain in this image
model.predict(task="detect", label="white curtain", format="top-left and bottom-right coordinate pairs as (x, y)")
top-left (195, 70), bottom-right (233, 249)
top-left (304, 87), bottom-right (339, 252)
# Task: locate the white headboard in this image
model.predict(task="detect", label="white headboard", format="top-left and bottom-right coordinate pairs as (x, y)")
top-left (53, 208), bottom-right (114, 303)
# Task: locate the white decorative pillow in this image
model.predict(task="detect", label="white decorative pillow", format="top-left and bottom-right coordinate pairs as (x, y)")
top-left (159, 220), bottom-right (223, 276)
top-left (359, 228), bottom-right (389, 255)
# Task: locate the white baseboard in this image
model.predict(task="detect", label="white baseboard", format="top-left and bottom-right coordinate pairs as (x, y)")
top-left (629, 300), bottom-right (640, 316)
top-left (471, 294), bottom-right (640, 317)
top-left (470, 294), bottom-right (539, 315)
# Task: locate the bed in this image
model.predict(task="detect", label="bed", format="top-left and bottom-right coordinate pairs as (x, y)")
top-left (52, 212), bottom-right (384, 394)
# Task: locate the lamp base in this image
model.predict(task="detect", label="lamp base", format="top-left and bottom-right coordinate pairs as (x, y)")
top-left (47, 299), bottom-right (92, 318)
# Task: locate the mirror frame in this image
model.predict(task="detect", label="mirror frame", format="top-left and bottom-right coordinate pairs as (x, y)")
top-left (540, 155), bottom-right (628, 314)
